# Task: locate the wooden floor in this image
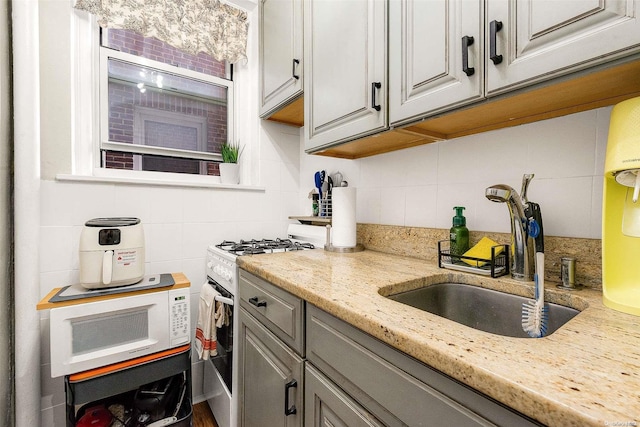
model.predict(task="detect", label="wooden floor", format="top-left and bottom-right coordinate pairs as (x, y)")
top-left (193, 401), bottom-right (219, 427)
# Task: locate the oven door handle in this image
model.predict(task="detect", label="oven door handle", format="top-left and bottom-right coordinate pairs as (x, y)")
top-left (214, 295), bottom-right (234, 306)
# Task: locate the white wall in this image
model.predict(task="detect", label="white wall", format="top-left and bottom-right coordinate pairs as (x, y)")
top-left (38, 130), bottom-right (300, 424)
top-left (300, 106), bottom-right (611, 240)
top-left (34, 3), bottom-right (302, 425)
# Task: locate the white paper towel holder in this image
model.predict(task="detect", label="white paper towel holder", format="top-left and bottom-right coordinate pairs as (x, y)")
top-left (323, 225), bottom-right (364, 253)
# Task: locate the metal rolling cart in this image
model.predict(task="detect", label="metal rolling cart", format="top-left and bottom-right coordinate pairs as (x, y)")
top-left (65, 345), bottom-right (192, 427)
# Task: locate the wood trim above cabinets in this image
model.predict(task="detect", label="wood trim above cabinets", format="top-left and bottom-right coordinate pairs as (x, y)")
top-left (412, 57), bottom-right (640, 140)
top-left (265, 96), bottom-right (304, 127)
top-left (312, 128), bottom-right (444, 159)
top-left (310, 57), bottom-right (640, 159)
top-left (265, 57), bottom-right (640, 159)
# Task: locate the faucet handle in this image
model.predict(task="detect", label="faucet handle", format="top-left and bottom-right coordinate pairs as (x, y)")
top-left (521, 174), bottom-right (534, 204)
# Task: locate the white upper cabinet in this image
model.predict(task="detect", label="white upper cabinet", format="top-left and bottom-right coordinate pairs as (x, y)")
top-left (389, 0), bottom-right (484, 126)
top-left (259, 0), bottom-right (303, 118)
top-left (291, 0), bottom-right (640, 158)
top-left (487, 0), bottom-right (640, 94)
top-left (304, 0), bottom-right (388, 152)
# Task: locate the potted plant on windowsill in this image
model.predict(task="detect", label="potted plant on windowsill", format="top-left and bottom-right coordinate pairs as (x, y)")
top-left (219, 141), bottom-right (244, 184)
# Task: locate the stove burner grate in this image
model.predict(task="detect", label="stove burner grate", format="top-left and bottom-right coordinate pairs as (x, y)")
top-left (216, 238), bottom-right (315, 255)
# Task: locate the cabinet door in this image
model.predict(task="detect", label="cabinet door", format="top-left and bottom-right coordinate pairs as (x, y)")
top-left (307, 305), bottom-right (541, 427)
top-left (259, 0), bottom-right (304, 117)
top-left (389, 0), bottom-right (483, 126)
top-left (305, 364), bottom-right (385, 427)
top-left (487, 0), bottom-right (640, 94)
top-left (304, 0), bottom-right (387, 152)
top-left (238, 307), bottom-right (303, 427)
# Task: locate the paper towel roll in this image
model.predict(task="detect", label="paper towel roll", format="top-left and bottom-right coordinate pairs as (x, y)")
top-left (331, 187), bottom-right (357, 247)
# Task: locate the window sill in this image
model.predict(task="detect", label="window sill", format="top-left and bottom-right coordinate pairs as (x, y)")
top-left (56, 171), bottom-right (265, 191)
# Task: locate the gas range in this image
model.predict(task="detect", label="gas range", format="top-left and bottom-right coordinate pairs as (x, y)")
top-left (206, 224), bottom-right (325, 296)
top-left (203, 223), bottom-right (324, 427)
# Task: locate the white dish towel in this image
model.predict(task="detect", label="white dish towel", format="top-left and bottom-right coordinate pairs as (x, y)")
top-left (195, 284), bottom-right (225, 360)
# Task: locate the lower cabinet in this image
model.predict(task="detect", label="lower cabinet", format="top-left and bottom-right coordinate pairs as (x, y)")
top-left (238, 306), bottom-right (304, 427)
top-left (238, 268), bottom-right (543, 427)
top-left (305, 364), bottom-right (384, 427)
top-left (306, 304), bottom-right (542, 427)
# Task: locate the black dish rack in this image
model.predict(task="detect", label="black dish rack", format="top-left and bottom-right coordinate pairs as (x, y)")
top-left (438, 240), bottom-right (510, 278)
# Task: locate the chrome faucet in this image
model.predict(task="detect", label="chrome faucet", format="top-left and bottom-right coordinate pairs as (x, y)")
top-left (485, 174), bottom-right (540, 281)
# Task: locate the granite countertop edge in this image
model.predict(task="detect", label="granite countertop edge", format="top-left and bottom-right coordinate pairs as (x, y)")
top-left (237, 249), bottom-right (639, 427)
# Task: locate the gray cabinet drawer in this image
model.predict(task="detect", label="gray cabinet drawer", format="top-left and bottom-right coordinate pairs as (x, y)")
top-left (307, 305), bottom-right (541, 427)
top-left (239, 269), bottom-right (304, 355)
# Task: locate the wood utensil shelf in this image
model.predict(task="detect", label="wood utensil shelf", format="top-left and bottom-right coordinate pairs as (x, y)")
top-left (288, 216), bottom-right (331, 226)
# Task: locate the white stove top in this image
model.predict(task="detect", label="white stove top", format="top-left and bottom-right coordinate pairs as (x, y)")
top-left (206, 224), bottom-right (325, 295)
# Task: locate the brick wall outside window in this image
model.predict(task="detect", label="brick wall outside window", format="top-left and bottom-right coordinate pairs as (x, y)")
top-left (103, 29), bottom-right (228, 175)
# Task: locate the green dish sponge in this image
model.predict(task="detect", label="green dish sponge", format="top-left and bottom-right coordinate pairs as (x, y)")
top-left (461, 237), bottom-right (503, 267)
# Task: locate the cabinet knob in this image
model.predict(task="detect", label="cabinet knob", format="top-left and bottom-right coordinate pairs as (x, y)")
top-left (462, 36), bottom-right (475, 76)
top-left (490, 20), bottom-right (503, 65)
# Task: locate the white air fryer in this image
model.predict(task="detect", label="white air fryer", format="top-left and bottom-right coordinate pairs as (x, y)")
top-left (79, 217), bottom-right (145, 289)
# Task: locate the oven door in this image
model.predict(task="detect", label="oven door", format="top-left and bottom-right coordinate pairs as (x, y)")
top-left (209, 280), bottom-right (234, 392)
top-left (203, 279), bottom-right (235, 427)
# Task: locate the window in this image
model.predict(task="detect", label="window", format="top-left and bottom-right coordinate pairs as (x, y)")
top-left (99, 29), bottom-right (234, 177)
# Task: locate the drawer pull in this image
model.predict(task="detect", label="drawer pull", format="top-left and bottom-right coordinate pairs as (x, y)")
top-left (284, 379), bottom-right (297, 416)
top-left (249, 296), bottom-right (267, 308)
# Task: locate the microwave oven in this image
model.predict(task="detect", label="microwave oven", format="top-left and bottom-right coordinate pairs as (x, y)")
top-left (49, 286), bottom-right (190, 378)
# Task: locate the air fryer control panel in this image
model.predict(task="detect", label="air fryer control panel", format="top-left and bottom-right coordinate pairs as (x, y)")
top-left (169, 288), bottom-right (191, 347)
top-left (98, 228), bottom-right (121, 245)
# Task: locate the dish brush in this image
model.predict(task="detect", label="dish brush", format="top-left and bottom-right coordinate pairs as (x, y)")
top-left (522, 252), bottom-right (548, 338)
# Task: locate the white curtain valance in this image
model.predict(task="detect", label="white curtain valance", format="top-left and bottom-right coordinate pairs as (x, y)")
top-left (74, 0), bottom-right (248, 64)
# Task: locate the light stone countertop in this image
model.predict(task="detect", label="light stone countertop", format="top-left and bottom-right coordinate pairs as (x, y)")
top-left (237, 248), bottom-right (640, 427)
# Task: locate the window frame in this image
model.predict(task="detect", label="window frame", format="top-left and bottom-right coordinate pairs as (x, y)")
top-left (99, 47), bottom-right (234, 171)
top-left (68, 7), bottom-right (260, 189)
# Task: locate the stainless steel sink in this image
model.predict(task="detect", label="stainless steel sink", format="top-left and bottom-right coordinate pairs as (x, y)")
top-left (386, 283), bottom-right (580, 338)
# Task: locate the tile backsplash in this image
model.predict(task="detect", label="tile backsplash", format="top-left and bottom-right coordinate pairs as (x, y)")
top-left (357, 223), bottom-right (602, 289)
top-left (300, 106), bottom-right (612, 241)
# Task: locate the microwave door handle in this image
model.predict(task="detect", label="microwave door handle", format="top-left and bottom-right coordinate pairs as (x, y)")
top-left (102, 250), bottom-right (113, 285)
top-left (214, 295), bottom-right (234, 306)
